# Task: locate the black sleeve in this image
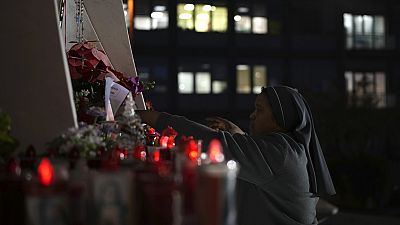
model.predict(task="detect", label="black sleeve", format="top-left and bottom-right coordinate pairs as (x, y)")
top-left (155, 112), bottom-right (220, 146)
top-left (155, 112), bottom-right (287, 186)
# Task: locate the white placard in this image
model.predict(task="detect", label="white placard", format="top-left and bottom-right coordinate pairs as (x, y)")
top-left (0, 0), bottom-right (78, 151)
top-left (110, 82), bottom-right (130, 114)
top-left (84, 0), bottom-right (146, 110)
top-left (105, 77), bottom-right (115, 121)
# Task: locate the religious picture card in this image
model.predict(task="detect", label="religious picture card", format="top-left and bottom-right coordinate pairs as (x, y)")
top-left (90, 170), bottom-right (134, 225)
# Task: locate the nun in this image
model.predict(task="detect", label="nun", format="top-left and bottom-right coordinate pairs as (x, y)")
top-left (137, 86), bottom-right (336, 225)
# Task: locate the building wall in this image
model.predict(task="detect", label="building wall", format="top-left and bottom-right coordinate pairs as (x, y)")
top-left (130, 0), bottom-right (399, 119)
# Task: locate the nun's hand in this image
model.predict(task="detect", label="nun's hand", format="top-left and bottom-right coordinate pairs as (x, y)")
top-left (205, 117), bottom-right (245, 135)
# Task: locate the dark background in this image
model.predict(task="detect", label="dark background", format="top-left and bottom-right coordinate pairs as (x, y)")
top-left (127, 0), bottom-right (400, 223)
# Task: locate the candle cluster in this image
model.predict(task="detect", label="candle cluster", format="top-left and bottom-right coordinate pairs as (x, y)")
top-left (0, 125), bottom-right (238, 225)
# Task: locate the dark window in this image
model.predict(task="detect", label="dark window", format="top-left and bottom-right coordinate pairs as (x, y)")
top-left (138, 65), bottom-right (168, 93)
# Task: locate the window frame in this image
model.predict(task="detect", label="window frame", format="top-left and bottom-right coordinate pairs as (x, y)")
top-left (134, 1), bottom-right (169, 30)
top-left (177, 3), bottom-right (228, 33)
top-left (343, 13), bottom-right (386, 50)
top-left (177, 63), bottom-right (228, 94)
top-left (234, 3), bottom-right (268, 34)
top-left (344, 71), bottom-right (387, 108)
top-left (236, 64), bottom-right (268, 94)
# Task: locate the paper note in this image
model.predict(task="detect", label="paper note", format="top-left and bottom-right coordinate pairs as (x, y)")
top-left (105, 77), bottom-right (114, 121)
top-left (110, 82), bottom-right (130, 114)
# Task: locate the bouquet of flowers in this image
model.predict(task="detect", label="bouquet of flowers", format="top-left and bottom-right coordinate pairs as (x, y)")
top-left (48, 94), bottom-right (146, 160)
top-left (52, 39), bottom-right (156, 161)
top-left (67, 41), bottom-right (154, 123)
top-left (51, 123), bottom-right (105, 159)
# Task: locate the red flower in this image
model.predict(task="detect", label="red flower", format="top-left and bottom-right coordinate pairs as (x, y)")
top-left (67, 42), bottom-right (112, 82)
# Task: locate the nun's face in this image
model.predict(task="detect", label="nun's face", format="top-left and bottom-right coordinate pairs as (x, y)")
top-left (249, 93), bottom-right (280, 135)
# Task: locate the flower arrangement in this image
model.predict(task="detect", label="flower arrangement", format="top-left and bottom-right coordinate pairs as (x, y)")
top-left (67, 41), bottom-right (154, 123)
top-left (46, 42), bottom-right (153, 160)
top-left (48, 94), bottom-right (146, 160)
top-left (67, 41), bottom-right (147, 94)
top-left (51, 123), bottom-right (105, 159)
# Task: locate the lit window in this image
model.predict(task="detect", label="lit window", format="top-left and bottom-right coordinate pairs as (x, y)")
top-left (177, 3), bottom-right (227, 32)
top-left (154, 5), bottom-right (166, 11)
top-left (195, 72), bottom-right (211, 93)
top-left (344, 14), bottom-right (353, 48)
top-left (344, 71), bottom-right (386, 108)
top-left (252, 17), bottom-right (268, 34)
top-left (236, 64), bottom-right (268, 94)
top-left (178, 64), bottom-right (227, 94)
top-left (235, 4), bottom-right (268, 34)
top-left (354, 15), bottom-right (363, 34)
top-left (212, 65), bottom-right (228, 94)
top-left (343, 13), bottom-right (386, 49)
top-left (134, 4), bottom-right (168, 30)
top-left (363, 16), bottom-right (373, 34)
top-left (195, 5), bottom-right (211, 32)
top-left (374, 16), bottom-right (385, 48)
top-left (344, 71), bottom-right (353, 93)
top-left (236, 65), bottom-right (251, 93)
top-left (178, 72), bottom-right (194, 94)
top-left (184, 3), bottom-right (195, 11)
top-left (212, 81), bottom-right (227, 94)
top-left (151, 11), bottom-right (168, 29)
top-left (177, 4), bottom-right (194, 30)
top-left (212, 7), bottom-right (228, 32)
top-left (235, 15), bottom-right (251, 33)
top-left (375, 72), bottom-right (386, 108)
top-left (253, 65), bottom-right (267, 93)
top-left (134, 16), bottom-right (151, 30)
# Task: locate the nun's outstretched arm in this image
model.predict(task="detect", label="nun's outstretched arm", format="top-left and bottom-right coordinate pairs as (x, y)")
top-left (137, 110), bottom-right (220, 143)
top-left (205, 116), bottom-right (245, 135)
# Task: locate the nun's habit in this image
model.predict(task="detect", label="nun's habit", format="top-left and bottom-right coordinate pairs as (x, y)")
top-left (155, 86), bottom-right (335, 225)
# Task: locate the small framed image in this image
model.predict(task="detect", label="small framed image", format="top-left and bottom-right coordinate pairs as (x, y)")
top-left (91, 170), bottom-right (134, 225)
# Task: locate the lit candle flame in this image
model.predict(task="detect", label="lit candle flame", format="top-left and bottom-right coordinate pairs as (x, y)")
top-left (38, 158), bottom-right (54, 186)
top-left (187, 139), bottom-right (199, 161)
top-left (208, 139), bottom-right (224, 163)
top-left (153, 150), bottom-right (160, 162)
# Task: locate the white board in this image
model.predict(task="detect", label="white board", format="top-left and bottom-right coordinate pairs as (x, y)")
top-left (0, 0), bottom-right (78, 151)
top-left (63, 0), bottom-right (103, 51)
top-left (63, 0), bottom-right (146, 109)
